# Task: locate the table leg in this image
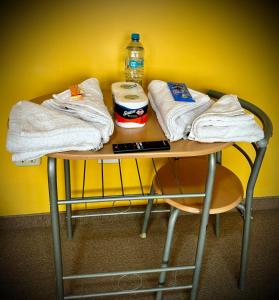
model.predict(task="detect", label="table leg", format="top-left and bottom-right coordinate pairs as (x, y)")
top-left (190, 153), bottom-right (216, 300)
top-left (156, 207), bottom-right (180, 300)
top-left (48, 157), bottom-right (64, 300)
top-left (239, 146), bottom-right (266, 289)
top-left (140, 185), bottom-right (155, 239)
top-left (64, 159), bottom-right (73, 240)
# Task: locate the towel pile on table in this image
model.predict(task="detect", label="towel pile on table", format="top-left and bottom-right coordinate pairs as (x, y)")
top-left (148, 80), bottom-right (264, 143)
top-left (43, 78), bottom-right (114, 143)
top-left (6, 101), bottom-right (103, 162)
top-left (6, 78), bottom-right (114, 162)
top-left (188, 94), bottom-right (264, 143)
top-left (148, 80), bottom-right (212, 141)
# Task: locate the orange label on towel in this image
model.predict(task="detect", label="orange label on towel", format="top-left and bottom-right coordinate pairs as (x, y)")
top-left (70, 84), bottom-right (83, 100)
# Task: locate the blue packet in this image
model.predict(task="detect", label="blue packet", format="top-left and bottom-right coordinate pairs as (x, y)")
top-left (167, 82), bottom-right (195, 102)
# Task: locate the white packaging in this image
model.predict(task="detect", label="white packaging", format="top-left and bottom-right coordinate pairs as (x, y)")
top-left (111, 82), bottom-right (148, 128)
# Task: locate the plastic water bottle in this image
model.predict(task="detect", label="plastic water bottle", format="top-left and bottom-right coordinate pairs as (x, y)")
top-left (125, 33), bottom-right (144, 86)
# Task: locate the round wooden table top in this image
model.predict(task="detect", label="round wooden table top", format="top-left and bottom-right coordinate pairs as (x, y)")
top-left (32, 91), bottom-right (232, 160)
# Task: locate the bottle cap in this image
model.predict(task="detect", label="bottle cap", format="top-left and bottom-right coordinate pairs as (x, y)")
top-left (131, 33), bottom-right (140, 41)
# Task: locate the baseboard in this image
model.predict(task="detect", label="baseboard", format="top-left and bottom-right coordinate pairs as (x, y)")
top-left (1, 196), bottom-right (278, 230)
top-left (252, 196), bottom-right (279, 210)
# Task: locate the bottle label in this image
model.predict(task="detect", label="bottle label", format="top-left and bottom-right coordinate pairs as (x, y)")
top-left (129, 59), bottom-right (144, 69)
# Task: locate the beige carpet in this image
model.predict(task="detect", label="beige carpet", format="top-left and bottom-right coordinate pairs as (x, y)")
top-left (1, 207), bottom-right (279, 300)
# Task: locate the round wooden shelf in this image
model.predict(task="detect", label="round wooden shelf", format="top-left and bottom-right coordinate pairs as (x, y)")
top-left (153, 157), bottom-right (244, 214)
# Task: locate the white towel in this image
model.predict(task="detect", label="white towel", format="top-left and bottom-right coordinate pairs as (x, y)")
top-left (6, 101), bottom-right (103, 162)
top-left (188, 94), bottom-right (264, 143)
top-left (148, 80), bottom-right (212, 141)
top-left (43, 78), bottom-right (114, 143)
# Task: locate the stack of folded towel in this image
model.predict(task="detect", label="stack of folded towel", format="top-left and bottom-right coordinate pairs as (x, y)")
top-left (188, 94), bottom-right (264, 143)
top-left (6, 101), bottom-right (103, 162)
top-left (43, 78), bottom-right (114, 143)
top-left (148, 80), bottom-right (212, 141)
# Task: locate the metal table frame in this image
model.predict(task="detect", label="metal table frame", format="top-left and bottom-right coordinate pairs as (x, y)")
top-left (46, 89), bottom-right (272, 300)
top-left (47, 152), bottom-right (217, 300)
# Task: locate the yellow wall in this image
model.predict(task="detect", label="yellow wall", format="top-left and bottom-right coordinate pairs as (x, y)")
top-left (0, 0), bottom-right (278, 216)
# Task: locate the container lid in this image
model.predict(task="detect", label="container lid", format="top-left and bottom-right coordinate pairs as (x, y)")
top-left (131, 33), bottom-right (140, 41)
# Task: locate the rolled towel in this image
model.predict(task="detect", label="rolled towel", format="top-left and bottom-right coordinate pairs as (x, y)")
top-left (148, 80), bottom-right (212, 141)
top-left (43, 78), bottom-right (114, 143)
top-left (6, 101), bottom-right (103, 162)
top-left (188, 94), bottom-right (264, 143)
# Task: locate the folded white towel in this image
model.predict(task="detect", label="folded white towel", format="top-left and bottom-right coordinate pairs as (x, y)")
top-left (43, 78), bottom-right (114, 143)
top-left (148, 80), bottom-right (212, 141)
top-left (188, 94), bottom-right (264, 143)
top-left (6, 101), bottom-right (103, 162)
